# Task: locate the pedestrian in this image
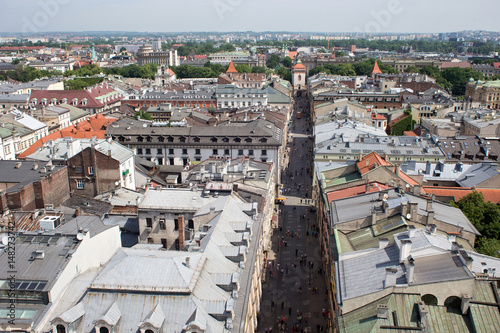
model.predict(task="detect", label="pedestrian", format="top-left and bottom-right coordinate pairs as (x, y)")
top-left (295, 249), bottom-right (298, 257)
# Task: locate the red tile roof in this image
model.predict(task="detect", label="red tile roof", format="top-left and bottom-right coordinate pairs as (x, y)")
top-left (422, 187), bottom-right (500, 204)
top-left (29, 83), bottom-right (123, 109)
top-left (327, 182), bottom-right (392, 203)
top-left (194, 55), bottom-right (207, 59)
top-left (441, 61), bottom-right (471, 69)
top-left (226, 61), bottom-right (238, 73)
top-left (292, 62), bottom-right (306, 70)
top-left (288, 51), bottom-right (298, 60)
top-left (371, 61), bottom-right (382, 75)
top-left (357, 152), bottom-right (391, 175)
top-left (18, 114), bottom-right (115, 159)
top-left (494, 62), bottom-right (500, 69)
top-left (371, 113), bottom-right (386, 120)
top-left (403, 131), bottom-right (418, 137)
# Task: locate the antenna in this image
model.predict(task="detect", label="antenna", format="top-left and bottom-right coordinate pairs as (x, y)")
top-left (406, 213), bottom-right (412, 220)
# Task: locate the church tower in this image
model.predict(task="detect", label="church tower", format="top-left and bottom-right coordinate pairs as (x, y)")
top-left (291, 60), bottom-right (307, 95)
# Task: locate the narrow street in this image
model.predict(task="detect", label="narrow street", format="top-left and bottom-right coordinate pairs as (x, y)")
top-left (257, 95), bottom-right (330, 332)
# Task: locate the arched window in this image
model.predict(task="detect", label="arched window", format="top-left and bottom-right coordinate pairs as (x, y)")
top-left (56, 325), bottom-right (66, 333)
top-left (145, 330), bottom-right (154, 333)
top-left (100, 327), bottom-right (109, 333)
top-left (444, 296), bottom-right (461, 308)
top-left (422, 294), bottom-right (438, 306)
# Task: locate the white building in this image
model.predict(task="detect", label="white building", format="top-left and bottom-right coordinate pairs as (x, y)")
top-left (216, 85), bottom-right (268, 109)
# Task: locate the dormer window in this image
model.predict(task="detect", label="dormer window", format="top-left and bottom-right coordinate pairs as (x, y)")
top-left (167, 136), bottom-right (174, 143)
top-left (179, 136), bottom-right (186, 143)
top-left (245, 138), bottom-right (252, 143)
top-left (137, 136), bottom-right (144, 142)
top-left (210, 137), bottom-right (218, 143)
top-left (146, 136), bottom-right (152, 142)
top-left (72, 98), bottom-right (78, 106)
top-left (193, 137), bottom-right (201, 142)
top-left (158, 136), bottom-right (165, 142)
top-left (56, 325), bottom-right (66, 333)
top-left (222, 137), bottom-right (229, 143)
top-left (62, 98), bottom-right (68, 104)
top-left (82, 98), bottom-right (88, 106)
top-left (51, 98), bottom-right (58, 105)
top-left (260, 138), bottom-right (268, 143)
top-left (234, 137), bottom-right (241, 143)
top-left (41, 98), bottom-right (47, 106)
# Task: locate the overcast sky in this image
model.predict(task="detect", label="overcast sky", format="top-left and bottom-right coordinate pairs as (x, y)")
top-left (2, 0), bottom-right (499, 34)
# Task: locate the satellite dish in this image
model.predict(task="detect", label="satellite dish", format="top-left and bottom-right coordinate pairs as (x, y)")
top-left (405, 184), bottom-right (410, 188)
top-left (1, 236), bottom-right (8, 245)
top-left (406, 213), bottom-right (412, 220)
top-left (76, 233), bottom-right (84, 241)
top-left (383, 194), bottom-right (389, 200)
top-left (115, 181), bottom-right (120, 186)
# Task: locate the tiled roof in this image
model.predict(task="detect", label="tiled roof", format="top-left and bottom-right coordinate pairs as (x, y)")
top-left (226, 61), bottom-right (238, 73)
top-left (422, 187), bottom-right (500, 204)
top-left (29, 83), bottom-right (123, 109)
top-left (357, 152), bottom-right (391, 175)
top-left (18, 114), bottom-right (115, 158)
top-left (327, 182), bottom-right (392, 203)
top-left (441, 61), bottom-right (471, 69)
top-left (371, 113), bottom-right (386, 120)
top-left (403, 130), bottom-right (418, 136)
top-left (371, 61), bottom-right (382, 75)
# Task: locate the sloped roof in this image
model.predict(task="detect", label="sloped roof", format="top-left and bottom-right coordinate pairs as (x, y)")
top-left (226, 61), bottom-right (238, 73)
top-left (455, 162), bottom-right (499, 187)
top-left (292, 62), bottom-right (306, 70)
top-left (18, 113), bottom-right (115, 158)
top-left (371, 61), bottom-right (382, 75)
top-left (327, 182), bottom-right (392, 203)
top-left (422, 187), bottom-right (500, 204)
top-left (357, 152), bottom-right (391, 175)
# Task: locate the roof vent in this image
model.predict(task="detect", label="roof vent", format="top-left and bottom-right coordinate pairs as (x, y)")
top-left (15, 162), bottom-right (22, 169)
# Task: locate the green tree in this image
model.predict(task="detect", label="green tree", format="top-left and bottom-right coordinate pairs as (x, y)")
top-left (11, 59), bottom-right (20, 65)
top-left (276, 66), bottom-right (291, 82)
top-left (251, 66), bottom-right (266, 73)
top-left (441, 67), bottom-right (483, 96)
top-left (135, 110), bottom-right (153, 120)
top-left (281, 56), bottom-right (293, 68)
top-left (267, 54), bottom-right (281, 69)
top-left (219, 43), bottom-right (235, 52)
top-left (119, 47), bottom-right (127, 53)
top-left (235, 64), bottom-right (251, 73)
top-left (404, 66), bottom-right (420, 73)
top-left (309, 66), bottom-right (330, 76)
top-left (476, 238), bottom-right (500, 258)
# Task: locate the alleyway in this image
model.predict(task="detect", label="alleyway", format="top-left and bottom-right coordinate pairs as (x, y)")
top-left (257, 95), bottom-right (330, 332)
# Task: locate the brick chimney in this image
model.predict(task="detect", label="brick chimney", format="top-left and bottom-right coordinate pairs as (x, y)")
top-left (178, 215), bottom-right (185, 249)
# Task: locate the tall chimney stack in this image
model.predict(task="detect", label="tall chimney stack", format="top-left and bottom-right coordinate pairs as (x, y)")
top-left (178, 215), bottom-right (185, 250)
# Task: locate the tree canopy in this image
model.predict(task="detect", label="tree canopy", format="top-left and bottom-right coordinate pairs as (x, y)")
top-left (450, 191), bottom-right (500, 258)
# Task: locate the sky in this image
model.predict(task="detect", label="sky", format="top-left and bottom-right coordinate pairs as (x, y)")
top-left (2, 0), bottom-right (499, 34)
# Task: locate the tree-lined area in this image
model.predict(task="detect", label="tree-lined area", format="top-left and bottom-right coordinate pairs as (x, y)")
top-left (449, 191), bottom-right (500, 258)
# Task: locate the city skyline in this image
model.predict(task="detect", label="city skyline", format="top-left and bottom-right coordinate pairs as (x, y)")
top-left (2, 0), bottom-right (499, 34)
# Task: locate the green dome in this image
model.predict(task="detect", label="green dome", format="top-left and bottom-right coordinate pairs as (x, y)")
top-left (468, 77), bottom-right (475, 82)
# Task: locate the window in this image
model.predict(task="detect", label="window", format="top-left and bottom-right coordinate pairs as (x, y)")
top-left (195, 149), bottom-right (201, 155)
top-left (76, 180), bottom-right (84, 189)
top-left (259, 172), bottom-right (266, 179)
top-left (146, 218), bottom-right (152, 228)
top-left (183, 158), bottom-right (188, 166)
top-left (145, 148), bottom-right (151, 155)
top-left (99, 328), bottom-right (109, 333)
top-left (56, 325), bottom-right (66, 333)
top-left (179, 137), bottom-right (186, 143)
top-left (157, 148), bottom-right (162, 155)
top-left (213, 149), bottom-right (218, 155)
top-left (147, 238), bottom-right (154, 244)
top-left (137, 148), bottom-right (143, 154)
top-left (238, 149), bottom-right (243, 155)
top-left (168, 148), bottom-right (174, 154)
top-left (261, 159), bottom-right (267, 162)
top-left (175, 239), bottom-right (180, 250)
top-left (182, 149), bottom-right (188, 155)
top-left (88, 166), bottom-right (94, 175)
top-left (157, 158), bottom-right (163, 165)
top-left (169, 158), bottom-right (174, 165)
top-left (161, 239), bottom-right (167, 249)
top-left (261, 149), bottom-right (267, 156)
top-left (174, 218), bottom-right (179, 230)
top-left (159, 219), bottom-right (166, 230)
top-left (75, 166), bottom-right (83, 174)
top-left (188, 219), bottom-right (194, 229)
top-left (249, 149), bottom-right (254, 156)
top-left (224, 149), bottom-right (230, 155)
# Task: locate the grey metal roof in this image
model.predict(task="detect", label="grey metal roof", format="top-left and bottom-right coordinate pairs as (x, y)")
top-left (27, 137), bottom-right (134, 163)
top-left (400, 160), bottom-right (472, 182)
top-left (455, 162), bottom-right (499, 187)
top-left (55, 216), bottom-right (114, 238)
top-left (139, 188), bottom-right (225, 211)
top-left (0, 160), bottom-right (66, 194)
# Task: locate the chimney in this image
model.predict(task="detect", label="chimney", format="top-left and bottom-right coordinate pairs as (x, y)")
top-left (428, 224), bottom-right (437, 234)
top-left (418, 301), bottom-right (428, 321)
top-left (178, 215), bottom-right (185, 250)
top-left (427, 209), bottom-right (435, 225)
top-left (406, 255), bottom-right (415, 283)
top-left (395, 164), bottom-right (401, 176)
top-left (358, 152), bottom-right (363, 161)
top-left (377, 304), bottom-right (389, 319)
top-left (408, 225), bottom-right (416, 238)
top-left (371, 209), bottom-right (377, 226)
top-left (448, 234), bottom-right (456, 243)
top-left (185, 256), bottom-right (190, 268)
top-left (461, 294), bottom-right (471, 314)
top-left (409, 202), bottom-right (418, 220)
top-left (384, 267), bottom-right (398, 288)
top-left (32, 163), bottom-right (38, 170)
top-left (451, 241), bottom-right (461, 253)
top-left (108, 149), bottom-right (112, 159)
top-left (365, 158), bottom-right (369, 167)
top-left (399, 239), bottom-right (412, 263)
top-left (379, 238), bottom-right (389, 249)
top-left (412, 185), bottom-right (421, 196)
